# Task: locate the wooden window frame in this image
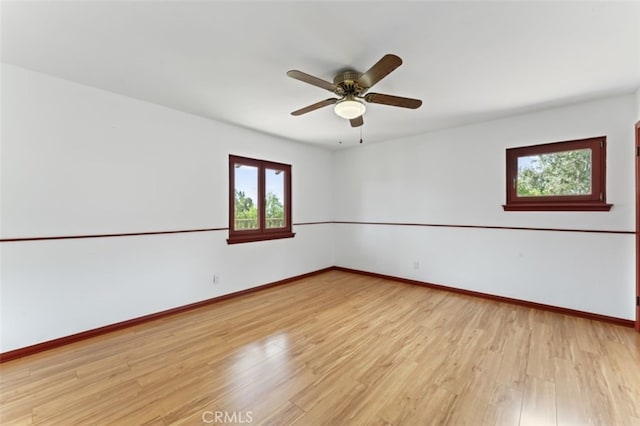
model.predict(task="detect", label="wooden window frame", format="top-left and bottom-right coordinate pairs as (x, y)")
top-left (503, 136), bottom-right (612, 212)
top-left (227, 155), bottom-right (294, 244)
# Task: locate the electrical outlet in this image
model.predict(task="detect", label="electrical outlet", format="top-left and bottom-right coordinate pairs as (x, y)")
top-left (213, 275), bottom-right (220, 285)
top-left (413, 261), bottom-right (420, 270)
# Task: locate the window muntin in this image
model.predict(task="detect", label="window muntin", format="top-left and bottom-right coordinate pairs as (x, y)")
top-left (504, 136), bottom-right (612, 211)
top-left (228, 155), bottom-right (293, 243)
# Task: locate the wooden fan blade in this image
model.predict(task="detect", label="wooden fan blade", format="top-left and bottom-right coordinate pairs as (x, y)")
top-left (350, 115), bottom-right (364, 127)
top-left (357, 54), bottom-right (402, 89)
top-left (364, 93), bottom-right (422, 109)
top-left (291, 98), bottom-right (339, 116)
top-left (287, 70), bottom-right (336, 92)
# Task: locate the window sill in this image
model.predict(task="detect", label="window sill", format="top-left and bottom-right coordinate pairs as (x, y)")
top-left (227, 232), bottom-right (296, 245)
top-left (502, 202), bottom-right (613, 212)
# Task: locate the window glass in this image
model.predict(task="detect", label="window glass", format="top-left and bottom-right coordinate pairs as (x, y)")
top-left (516, 149), bottom-right (592, 197)
top-left (265, 168), bottom-right (285, 229)
top-left (234, 164), bottom-right (259, 230)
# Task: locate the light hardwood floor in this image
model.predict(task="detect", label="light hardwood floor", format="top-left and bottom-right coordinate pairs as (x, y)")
top-left (1, 270), bottom-right (639, 425)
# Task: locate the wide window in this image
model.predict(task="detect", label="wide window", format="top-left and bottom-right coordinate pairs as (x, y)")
top-left (503, 136), bottom-right (612, 211)
top-left (228, 155), bottom-right (294, 244)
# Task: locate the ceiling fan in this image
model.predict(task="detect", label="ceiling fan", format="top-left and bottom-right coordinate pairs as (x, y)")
top-left (287, 54), bottom-right (422, 128)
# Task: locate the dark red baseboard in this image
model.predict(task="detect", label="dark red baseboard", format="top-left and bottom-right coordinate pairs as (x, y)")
top-left (0, 267), bottom-right (334, 363)
top-left (333, 266), bottom-right (635, 328)
top-left (2, 265), bottom-right (634, 363)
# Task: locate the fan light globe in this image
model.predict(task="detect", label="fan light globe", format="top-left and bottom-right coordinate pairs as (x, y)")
top-left (334, 99), bottom-right (366, 119)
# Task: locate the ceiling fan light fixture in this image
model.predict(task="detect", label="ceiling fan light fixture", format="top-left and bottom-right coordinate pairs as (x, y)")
top-left (334, 99), bottom-right (366, 119)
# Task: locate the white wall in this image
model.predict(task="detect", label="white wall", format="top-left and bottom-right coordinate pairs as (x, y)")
top-left (334, 94), bottom-right (637, 320)
top-left (0, 64), bottom-right (335, 352)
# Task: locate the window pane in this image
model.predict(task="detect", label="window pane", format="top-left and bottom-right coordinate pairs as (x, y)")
top-left (517, 148), bottom-right (592, 197)
top-left (265, 168), bottom-right (285, 229)
top-left (234, 164), bottom-right (259, 230)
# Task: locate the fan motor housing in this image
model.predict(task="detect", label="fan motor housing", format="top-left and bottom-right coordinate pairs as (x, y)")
top-left (333, 70), bottom-right (363, 96)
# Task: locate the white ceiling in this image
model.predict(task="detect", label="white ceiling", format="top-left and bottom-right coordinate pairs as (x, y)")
top-left (2, 1), bottom-right (639, 148)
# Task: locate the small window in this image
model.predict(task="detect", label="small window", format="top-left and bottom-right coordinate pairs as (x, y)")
top-left (228, 155), bottom-right (294, 244)
top-left (503, 136), bottom-right (612, 211)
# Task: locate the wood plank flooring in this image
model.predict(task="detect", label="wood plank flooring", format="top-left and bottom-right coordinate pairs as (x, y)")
top-left (1, 270), bottom-right (639, 425)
